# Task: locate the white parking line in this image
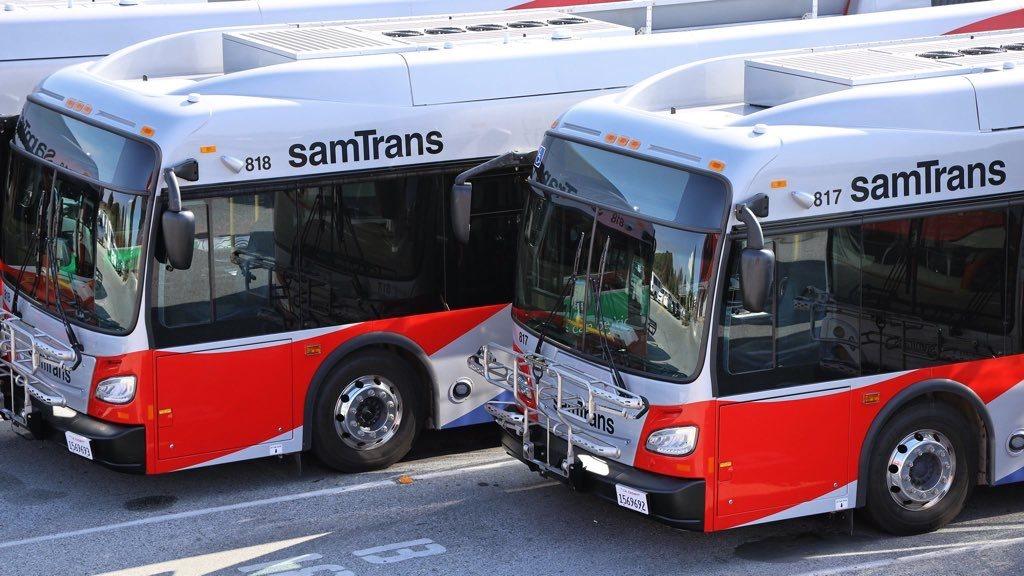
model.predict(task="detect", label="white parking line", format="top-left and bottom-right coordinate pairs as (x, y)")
top-left (938, 522), bottom-right (1024, 533)
top-left (504, 481), bottom-right (559, 493)
top-left (794, 535), bottom-right (1024, 576)
top-left (0, 460), bottom-right (516, 551)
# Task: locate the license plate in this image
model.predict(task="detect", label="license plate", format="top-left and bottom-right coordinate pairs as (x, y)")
top-left (615, 484), bottom-right (649, 515)
top-left (65, 431), bottom-right (93, 460)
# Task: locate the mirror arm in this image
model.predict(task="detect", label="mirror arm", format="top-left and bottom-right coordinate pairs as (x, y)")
top-left (453, 149), bottom-right (536, 189)
top-left (451, 149), bottom-right (536, 244)
top-left (162, 167), bottom-right (183, 213)
top-left (734, 196), bottom-right (767, 249)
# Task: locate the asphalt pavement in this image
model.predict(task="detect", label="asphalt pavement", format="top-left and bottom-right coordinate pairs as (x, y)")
top-left (2, 423), bottom-right (1024, 576)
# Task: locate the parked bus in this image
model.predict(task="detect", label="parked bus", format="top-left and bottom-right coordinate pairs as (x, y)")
top-left (3, 0), bottom-right (939, 121)
top-left (473, 28), bottom-right (1024, 534)
top-left (3, 2), bottom-right (1022, 476)
top-left (0, 0), bottom-right (651, 120)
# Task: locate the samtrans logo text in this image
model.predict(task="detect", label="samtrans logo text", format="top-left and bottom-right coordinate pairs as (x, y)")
top-left (561, 402), bottom-right (615, 435)
top-left (41, 361), bottom-right (72, 384)
top-left (850, 159), bottom-right (1006, 202)
top-left (288, 129), bottom-right (443, 168)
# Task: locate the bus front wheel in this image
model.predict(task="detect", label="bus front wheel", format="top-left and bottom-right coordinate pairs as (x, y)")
top-left (312, 351), bottom-right (424, 473)
top-left (865, 402), bottom-right (976, 535)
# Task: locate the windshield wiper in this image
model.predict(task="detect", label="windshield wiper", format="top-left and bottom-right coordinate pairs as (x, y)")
top-left (533, 221), bottom-right (587, 355)
top-left (43, 187), bottom-right (83, 369)
top-left (587, 236), bottom-right (626, 390)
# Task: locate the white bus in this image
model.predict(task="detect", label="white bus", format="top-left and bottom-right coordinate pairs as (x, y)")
top-left (0, 0), bottom-right (625, 119)
top-left (0, 0), bottom-right (936, 191)
top-left (475, 27), bottom-right (1024, 535)
top-left (2, 2), bottom-right (1021, 475)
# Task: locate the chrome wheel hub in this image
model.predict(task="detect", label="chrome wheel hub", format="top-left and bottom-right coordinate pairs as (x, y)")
top-left (887, 429), bottom-right (955, 511)
top-left (333, 375), bottom-right (402, 451)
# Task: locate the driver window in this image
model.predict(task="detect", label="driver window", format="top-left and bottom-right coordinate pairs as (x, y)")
top-left (720, 239), bottom-right (776, 378)
top-left (718, 226), bottom-right (863, 396)
top-left (157, 200), bottom-right (211, 329)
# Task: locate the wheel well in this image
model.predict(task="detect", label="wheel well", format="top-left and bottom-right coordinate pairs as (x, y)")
top-left (856, 380), bottom-right (993, 506)
top-left (301, 334), bottom-right (438, 451)
top-left (377, 343), bottom-right (435, 428)
top-left (906, 392), bottom-right (989, 486)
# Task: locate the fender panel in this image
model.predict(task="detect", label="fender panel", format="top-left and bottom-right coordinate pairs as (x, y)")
top-left (856, 378), bottom-right (994, 507)
top-left (301, 331), bottom-right (437, 450)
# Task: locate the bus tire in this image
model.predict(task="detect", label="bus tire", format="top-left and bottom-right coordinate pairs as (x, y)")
top-left (312, 351), bottom-right (424, 473)
top-left (865, 402), bottom-right (976, 535)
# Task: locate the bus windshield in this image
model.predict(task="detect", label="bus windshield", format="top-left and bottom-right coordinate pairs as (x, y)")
top-left (1, 103), bottom-right (156, 334)
top-left (514, 137), bottom-right (725, 381)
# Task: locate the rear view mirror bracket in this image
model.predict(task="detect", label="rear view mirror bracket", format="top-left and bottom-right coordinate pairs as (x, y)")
top-left (735, 194), bottom-right (775, 313)
top-left (451, 149), bottom-right (536, 244)
top-left (161, 161), bottom-right (197, 270)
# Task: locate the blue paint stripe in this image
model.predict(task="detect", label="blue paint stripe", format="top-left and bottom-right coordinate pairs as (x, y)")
top-left (995, 463), bottom-right (1024, 485)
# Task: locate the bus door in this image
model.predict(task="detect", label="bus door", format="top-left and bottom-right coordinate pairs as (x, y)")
top-left (152, 195), bottom-right (294, 461)
top-left (715, 229), bottom-right (858, 522)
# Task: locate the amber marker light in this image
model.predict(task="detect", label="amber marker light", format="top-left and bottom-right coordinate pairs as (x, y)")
top-left (771, 179), bottom-right (788, 189)
top-left (140, 125), bottom-right (156, 137)
top-left (200, 145), bottom-right (217, 154)
top-left (64, 98), bottom-right (93, 114)
top-left (708, 160), bottom-right (726, 172)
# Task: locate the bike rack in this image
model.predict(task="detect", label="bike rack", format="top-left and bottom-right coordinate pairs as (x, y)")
top-left (469, 343), bottom-right (646, 478)
top-left (0, 311), bottom-right (75, 426)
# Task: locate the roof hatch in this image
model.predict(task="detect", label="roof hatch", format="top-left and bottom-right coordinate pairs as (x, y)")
top-left (223, 11), bottom-right (633, 73)
top-left (744, 31), bottom-right (1024, 107)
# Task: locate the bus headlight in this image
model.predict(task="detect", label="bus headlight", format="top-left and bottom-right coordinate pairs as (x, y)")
top-left (95, 376), bottom-right (137, 404)
top-left (646, 426), bottom-right (698, 456)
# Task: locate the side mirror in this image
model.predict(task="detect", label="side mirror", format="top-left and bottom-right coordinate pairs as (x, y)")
top-left (161, 209), bottom-right (195, 270)
top-left (734, 195), bottom-right (774, 313)
top-left (161, 163), bottom-right (196, 270)
top-left (739, 246), bottom-right (774, 313)
top-left (451, 182), bottom-right (473, 245)
top-left (450, 149), bottom-right (535, 244)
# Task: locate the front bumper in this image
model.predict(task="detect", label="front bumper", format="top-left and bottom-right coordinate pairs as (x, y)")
top-left (500, 427), bottom-right (706, 531)
top-left (39, 404), bottom-right (146, 474)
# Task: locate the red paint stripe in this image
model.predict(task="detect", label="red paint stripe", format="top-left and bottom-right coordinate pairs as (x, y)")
top-left (510, 0), bottom-right (626, 9)
top-left (372, 304), bottom-right (507, 356)
top-left (946, 8), bottom-right (1024, 35)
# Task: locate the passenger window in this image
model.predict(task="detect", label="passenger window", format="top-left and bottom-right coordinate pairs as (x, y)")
top-left (862, 209), bottom-right (1010, 371)
top-left (718, 208), bottom-right (1016, 397)
top-left (152, 174), bottom-right (446, 348)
